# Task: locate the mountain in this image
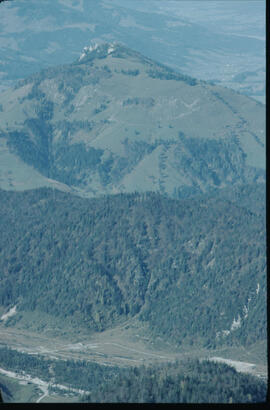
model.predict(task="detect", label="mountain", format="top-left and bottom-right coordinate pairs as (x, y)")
top-left (0, 42), bottom-right (265, 198)
top-left (0, 0), bottom-right (265, 102)
top-left (0, 3), bottom-right (266, 403)
top-left (0, 184), bottom-right (266, 348)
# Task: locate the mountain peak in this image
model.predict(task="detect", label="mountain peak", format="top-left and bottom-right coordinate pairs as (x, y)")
top-left (77, 41), bottom-right (124, 63)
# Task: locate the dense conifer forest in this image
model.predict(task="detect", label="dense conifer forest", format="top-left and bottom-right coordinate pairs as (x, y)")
top-left (0, 185), bottom-right (266, 348)
top-left (0, 347), bottom-right (267, 403)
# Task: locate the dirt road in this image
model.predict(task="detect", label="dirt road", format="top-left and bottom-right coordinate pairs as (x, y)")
top-left (0, 367), bottom-right (90, 403)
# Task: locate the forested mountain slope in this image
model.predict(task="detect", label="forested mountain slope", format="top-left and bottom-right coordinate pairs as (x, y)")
top-left (0, 185), bottom-right (266, 348)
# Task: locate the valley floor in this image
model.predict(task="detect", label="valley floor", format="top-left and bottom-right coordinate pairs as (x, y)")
top-left (0, 324), bottom-right (267, 396)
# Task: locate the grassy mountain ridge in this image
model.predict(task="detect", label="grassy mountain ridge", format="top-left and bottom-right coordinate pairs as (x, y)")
top-left (0, 43), bottom-right (265, 197)
top-left (0, 185), bottom-right (266, 348)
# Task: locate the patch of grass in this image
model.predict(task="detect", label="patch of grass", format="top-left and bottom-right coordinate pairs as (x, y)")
top-left (0, 374), bottom-right (40, 403)
top-left (39, 393), bottom-right (81, 403)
